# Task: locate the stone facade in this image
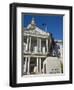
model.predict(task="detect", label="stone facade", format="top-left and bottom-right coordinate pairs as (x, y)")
top-left (22, 18), bottom-right (63, 75)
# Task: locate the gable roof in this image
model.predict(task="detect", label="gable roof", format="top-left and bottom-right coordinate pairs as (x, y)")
top-left (26, 25), bottom-right (49, 36)
top-left (24, 17), bottom-right (50, 36)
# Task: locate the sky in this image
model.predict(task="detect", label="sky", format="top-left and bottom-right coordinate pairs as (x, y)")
top-left (22, 14), bottom-right (63, 40)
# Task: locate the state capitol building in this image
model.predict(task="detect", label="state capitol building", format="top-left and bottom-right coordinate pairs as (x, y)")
top-left (22, 17), bottom-right (63, 75)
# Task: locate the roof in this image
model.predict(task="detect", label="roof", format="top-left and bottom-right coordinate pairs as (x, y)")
top-left (24, 17), bottom-right (50, 36)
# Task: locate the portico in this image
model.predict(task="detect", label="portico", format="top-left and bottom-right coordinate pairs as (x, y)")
top-left (22, 17), bottom-right (51, 75)
top-left (23, 56), bottom-right (46, 75)
top-left (24, 36), bottom-right (49, 54)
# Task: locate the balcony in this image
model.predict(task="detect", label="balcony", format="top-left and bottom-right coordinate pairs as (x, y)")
top-left (23, 36), bottom-right (50, 56)
top-left (23, 44), bottom-right (49, 56)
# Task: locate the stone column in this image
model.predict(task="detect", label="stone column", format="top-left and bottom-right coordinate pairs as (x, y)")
top-left (37, 57), bottom-right (39, 73)
top-left (25, 57), bottom-right (27, 73)
top-left (23, 57), bottom-right (27, 74)
top-left (29, 37), bottom-right (31, 52)
top-left (39, 38), bottom-right (41, 53)
top-left (46, 39), bottom-right (48, 53)
top-left (39, 58), bottom-right (41, 73)
top-left (37, 38), bottom-right (39, 52)
top-left (27, 57), bottom-right (30, 74)
top-left (27, 37), bottom-right (29, 51)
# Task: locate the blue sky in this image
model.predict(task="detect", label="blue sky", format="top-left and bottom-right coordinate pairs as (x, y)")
top-left (22, 14), bottom-right (63, 40)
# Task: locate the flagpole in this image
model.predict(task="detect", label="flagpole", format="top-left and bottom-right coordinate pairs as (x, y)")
top-left (42, 23), bottom-right (47, 32)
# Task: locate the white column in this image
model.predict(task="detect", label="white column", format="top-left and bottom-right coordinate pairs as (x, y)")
top-left (39, 38), bottom-right (41, 53)
top-left (23, 57), bottom-right (27, 73)
top-left (46, 39), bottom-right (48, 53)
top-left (24, 57), bottom-right (27, 73)
top-left (37, 38), bottom-right (39, 52)
top-left (37, 57), bottom-right (39, 73)
top-left (29, 37), bottom-right (31, 52)
top-left (27, 37), bottom-right (29, 51)
top-left (27, 57), bottom-right (30, 74)
top-left (39, 58), bottom-right (41, 73)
